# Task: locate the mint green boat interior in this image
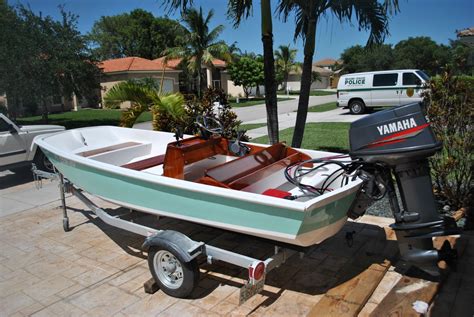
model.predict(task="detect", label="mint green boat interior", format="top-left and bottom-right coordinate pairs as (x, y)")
top-left (35, 126), bottom-right (362, 247)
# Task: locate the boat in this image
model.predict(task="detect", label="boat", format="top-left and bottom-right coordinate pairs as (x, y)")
top-left (34, 121), bottom-right (362, 247)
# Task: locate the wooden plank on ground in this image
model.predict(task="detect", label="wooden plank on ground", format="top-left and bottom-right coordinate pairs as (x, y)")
top-left (307, 260), bottom-right (390, 317)
top-left (369, 276), bottom-right (439, 317)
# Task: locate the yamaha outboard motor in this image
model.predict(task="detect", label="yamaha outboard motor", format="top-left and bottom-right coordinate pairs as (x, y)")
top-left (348, 102), bottom-right (459, 275)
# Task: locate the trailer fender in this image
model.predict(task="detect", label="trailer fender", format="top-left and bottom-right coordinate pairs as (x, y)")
top-left (142, 230), bottom-right (204, 262)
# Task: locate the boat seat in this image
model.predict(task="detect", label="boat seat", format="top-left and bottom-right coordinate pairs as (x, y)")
top-left (121, 154), bottom-right (165, 171)
top-left (203, 143), bottom-right (289, 184)
top-left (77, 142), bottom-right (142, 157)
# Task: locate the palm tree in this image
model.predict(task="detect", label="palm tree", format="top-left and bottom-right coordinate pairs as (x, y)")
top-left (103, 80), bottom-right (185, 130)
top-left (278, 0), bottom-right (399, 147)
top-left (228, 0), bottom-right (280, 144)
top-left (166, 7), bottom-right (228, 97)
top-left (275, 44), bottom-right (298, 91)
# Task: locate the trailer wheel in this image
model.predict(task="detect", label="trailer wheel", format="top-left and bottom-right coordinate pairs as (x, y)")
top-left (148, 245), bottom-right (199, 298)
top-left (349, 100), bottom-right (366, 114)
top-left (34, 149), bottom-right (54, 172)
top-left (62, 217), bottom-right (70, 232)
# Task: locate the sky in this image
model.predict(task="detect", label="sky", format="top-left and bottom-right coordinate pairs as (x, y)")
top-left (14, 0), bottom-right (474, 62)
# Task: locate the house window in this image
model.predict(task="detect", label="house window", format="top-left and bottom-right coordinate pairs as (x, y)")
top-left (403, 73), bottom-right (421, 86)
top-left (373, 73), bottom-right (398, 86)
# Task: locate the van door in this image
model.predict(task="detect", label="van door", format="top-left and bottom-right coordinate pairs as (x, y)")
top-left (371, 73), bottom-right (400, 107)
top-left (400, 72), bottom-right (423, 105)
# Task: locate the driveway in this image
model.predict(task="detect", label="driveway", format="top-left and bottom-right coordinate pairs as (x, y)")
top-left (132, 95), bottom-right (338, 131)
top-left (0, 167), bottom-right (66, 218)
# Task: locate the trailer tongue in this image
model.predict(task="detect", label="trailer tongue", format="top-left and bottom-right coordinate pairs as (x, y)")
top-left (348, 102), bottom-right (459, 275)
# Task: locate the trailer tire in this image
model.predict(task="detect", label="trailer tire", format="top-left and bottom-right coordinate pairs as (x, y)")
top-left (349, 100), bottom-right (366, 114)
top-left (34, 149), bottom-right (54, 172)
top-left (148, 244), bottom-right (199, 298)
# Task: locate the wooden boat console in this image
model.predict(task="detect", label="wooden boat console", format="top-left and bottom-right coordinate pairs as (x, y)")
top-left (163, 135), bottom-right (232, 179)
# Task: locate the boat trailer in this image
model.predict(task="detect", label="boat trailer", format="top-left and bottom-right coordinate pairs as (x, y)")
top-left (32, 165), bottom-right (299, 304)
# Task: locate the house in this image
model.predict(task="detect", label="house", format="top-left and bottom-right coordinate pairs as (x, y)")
top-left (313, 58), bottom-right (341, 71)
top-left (284, 63), bottom-right (334, 91)
top-left (98, 56), bottom-right (246, 108)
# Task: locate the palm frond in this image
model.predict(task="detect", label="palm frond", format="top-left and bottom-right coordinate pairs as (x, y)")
top-left (103, 80), bottom-right (156, 109)
top-left (153, 93), bottom-right (186, 122)
top-left (227, 0), bottom-right (253, 27)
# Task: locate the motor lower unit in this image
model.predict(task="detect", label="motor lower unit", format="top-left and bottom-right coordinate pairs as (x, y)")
top-left (348, 102), bottom-right (459, 275)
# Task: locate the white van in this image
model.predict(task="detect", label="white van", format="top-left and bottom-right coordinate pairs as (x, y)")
top-left (337, 69), bottom-right (429, 114)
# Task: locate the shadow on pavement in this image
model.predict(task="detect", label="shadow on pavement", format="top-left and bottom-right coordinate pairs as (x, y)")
top-left (0, 166), bottom-right (34, 189)
top-left (62, 204), bottom-right (400, 302)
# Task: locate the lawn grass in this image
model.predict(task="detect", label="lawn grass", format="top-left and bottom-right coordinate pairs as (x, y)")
top-left (239, 123), bottom-right (267, 131)
top-left (278, 90), bottom-right (336, 96)
top-left (252, 122), bottom-right (350, 153)
top-left (17, 109), bottom-right (152, 129)
top-left (307, 102), bottom-right (338, 112)
top-left (229, 97), bottom-right (292, 107)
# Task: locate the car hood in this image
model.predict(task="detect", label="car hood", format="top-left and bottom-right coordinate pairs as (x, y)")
top-left (20, 125), bottom-right (65, 133)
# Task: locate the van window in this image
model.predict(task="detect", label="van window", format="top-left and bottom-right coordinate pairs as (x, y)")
top-left (416, 70), bottom-right (430, 81)
top-left (403, 73), bottom-right (422, 86)
top-left (373, 73), bottom-right (398, 86)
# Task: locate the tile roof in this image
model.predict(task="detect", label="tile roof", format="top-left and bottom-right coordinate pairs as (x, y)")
top-left (313, 58), bottom-right (340, 67)
top-left (457, 27), bottom-right (474, 37)
top-left (99, 57), bottom-right (174, 73)
top-left (153, 57), bottom-right (227, 68)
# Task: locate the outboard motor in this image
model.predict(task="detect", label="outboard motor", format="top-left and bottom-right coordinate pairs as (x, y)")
top-left (348, 102), bottom-right (459, 275)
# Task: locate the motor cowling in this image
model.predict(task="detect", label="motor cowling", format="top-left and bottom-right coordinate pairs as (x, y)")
top-left (348, 103), bottom-right (459, 276)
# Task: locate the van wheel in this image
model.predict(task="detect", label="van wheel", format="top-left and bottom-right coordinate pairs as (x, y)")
top-left (349, 100), bottom-right (366, 114)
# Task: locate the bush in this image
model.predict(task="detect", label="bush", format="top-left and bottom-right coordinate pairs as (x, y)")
top-left (154, 87), bottom-right (248, 141)
top-left (422, 71), bottom-right (473, 209)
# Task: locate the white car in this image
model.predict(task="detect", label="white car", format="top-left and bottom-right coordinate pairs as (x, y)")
top-left (0, 113), bottom-right (65, 171)
top-left (337, 69), bottom-right (429, 114)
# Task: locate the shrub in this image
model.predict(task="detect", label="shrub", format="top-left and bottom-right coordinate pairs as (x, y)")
top-left (154, 87), bottom-right (248, 141)
top-left (422, 71), bottom-right (473, 209)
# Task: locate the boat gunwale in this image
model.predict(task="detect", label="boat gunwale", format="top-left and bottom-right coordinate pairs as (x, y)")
top-left (34, 126), bottom-right (363, 213)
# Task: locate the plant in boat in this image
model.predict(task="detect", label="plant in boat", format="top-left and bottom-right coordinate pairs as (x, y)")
top-left (103, 79), bottom-right (185, 131)
top-left (422, 71), bottom-right (473, 212)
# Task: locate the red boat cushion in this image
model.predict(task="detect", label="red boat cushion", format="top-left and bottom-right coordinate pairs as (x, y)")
top-left (262, 189), bottom-right (292, 199)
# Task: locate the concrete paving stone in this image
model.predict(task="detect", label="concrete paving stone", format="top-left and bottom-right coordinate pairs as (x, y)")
top-left (0, 271), bottom-right (42, 298)
top-left (23, 274), bottom-right (76, 302)
top-left (258, 290), bottom-right (319, 317)
top-left (108, 265), bottom-right (148, 287)
top-left (0, 196), bottom-right (35, 218)
top-left (158, 301), bottom-right (221, 317)
top-left (209, 299), bottom-right (240, 315)
top-left (37, 294), bottom-right (62, 306)
top-left (71, 267), bottom-right (117, 287)
top-left (191, 283), bottom-right (236, 311)
top-left (31, 300), bottom-right (85, 317)
top-left (116, 273), bottom-right (149, 294)
top-left (105, 253), bottom-right (144, 271)
top-left (120, 291), bottom-right (179, 316)
top-left (0, 291), bottom-right (36, 316)
top-left (69, 283), bottom-right (140, 315)
top-left (79, 246), bottom-right (123, 264)
top-left (24, 253), bottom-right (72, 279)
top-left (55, 283), bottom-right (85, 299)
top-left (16, 301), bottom-right (45, 316)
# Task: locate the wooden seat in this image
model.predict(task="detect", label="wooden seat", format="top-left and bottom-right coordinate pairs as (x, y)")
top-left (121, 154), bottom-right (165, 171)
top-left (77, 142), bottom-right (141, 157)
top-left (205, 143), bottom-right (287, 185)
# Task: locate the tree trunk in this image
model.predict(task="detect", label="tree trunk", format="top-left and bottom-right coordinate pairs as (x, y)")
top-left (196, 55), bottom-right (202, 98)
top-left (291, 15), bottom-right (317, 148)
top-left (261, 0), bottom-right (279, 144)
top-left (41, 96), bottom-right (49, 124)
